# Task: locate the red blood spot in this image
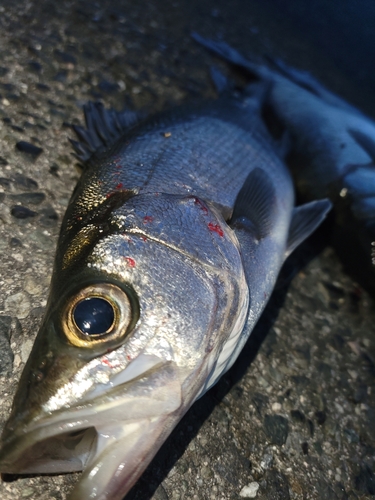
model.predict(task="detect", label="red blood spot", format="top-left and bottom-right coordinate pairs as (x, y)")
top-left (126, 354), bottom-right (132, 361)
top-left (141, 235), bottom-right (148, 241)
top-left (122, 235), bottom-right (133, 244)
top-left (116, 182), bottom-right (123, 189)
top-left (102, 358), bottom-right (114, 368)
top-left (208, 222), bottom-right (224, 237)
top-left (116, 164), bottom-right (121, 169)
top-left (124, 257), bottom-right (136, 267)
top-left (143, 215), bottom-right (154, 223)
top-left (194, 197), bottom-right (208, 214)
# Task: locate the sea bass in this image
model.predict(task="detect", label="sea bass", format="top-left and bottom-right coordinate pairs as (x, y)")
top-left (193, 33), bottom-right (375, 296)
top-left (0, 82), bottom-right (330, 499)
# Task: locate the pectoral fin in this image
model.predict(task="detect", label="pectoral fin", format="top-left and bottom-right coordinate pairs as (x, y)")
top-left (285, 199), bottom-right (332, 258)
top-left (231, 167), bottom-right (277, 240)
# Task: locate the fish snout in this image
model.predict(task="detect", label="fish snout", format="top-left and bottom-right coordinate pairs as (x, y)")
top-left (0, 360), bottom-right (183, 480)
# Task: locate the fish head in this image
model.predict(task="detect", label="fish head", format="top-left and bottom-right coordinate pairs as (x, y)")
top-left (0, 192), bottom-right (248, 499)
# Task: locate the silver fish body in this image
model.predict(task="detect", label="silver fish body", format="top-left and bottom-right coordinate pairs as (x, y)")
top-left (262, 76), bottom-right (375, 295)
top-left (193, 33), bottom-right (375, 295)
top-left (0, 90), bottom-right (330, 499)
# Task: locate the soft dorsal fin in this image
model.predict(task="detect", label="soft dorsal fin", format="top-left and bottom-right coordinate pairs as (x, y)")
top-left (230, 168), bottom-right (277, 240)
top-left (70, 102), bottom-right (143, 166)
top-left (192, 32), bottom-right (268, 80)
top-left (285, 199), bottom-right (332, 258)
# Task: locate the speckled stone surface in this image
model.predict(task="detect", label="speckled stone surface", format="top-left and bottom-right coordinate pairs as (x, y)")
top-left (0, 1), bottom-right (374, 499)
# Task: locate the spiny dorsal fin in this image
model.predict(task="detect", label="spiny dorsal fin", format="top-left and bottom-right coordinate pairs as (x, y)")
top-left (230, 167), bottom-right (277, 240)
top-left (70, 102), bottom-right (143, 166)
top-left (285, 199), bottom-right (332, 258)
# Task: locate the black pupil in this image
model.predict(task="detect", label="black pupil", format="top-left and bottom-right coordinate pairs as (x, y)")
top-left (73, 298), bottom-right (115, 335)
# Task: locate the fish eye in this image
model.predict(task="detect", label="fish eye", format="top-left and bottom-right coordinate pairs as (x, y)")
top-left (62, 283), bottom-right (136, 348)
top-left (73, 297), bottom-right (115, 335)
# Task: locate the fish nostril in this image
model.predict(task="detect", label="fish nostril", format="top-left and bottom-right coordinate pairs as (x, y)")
top-left (73, 298), bottom-right (115, 335)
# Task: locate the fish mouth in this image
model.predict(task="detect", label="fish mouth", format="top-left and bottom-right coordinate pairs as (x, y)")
top-left (0, 360), bottom-right (185, 500)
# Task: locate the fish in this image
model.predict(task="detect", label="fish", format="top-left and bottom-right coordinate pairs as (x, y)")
top-left (0, 78), bottom-right (331, 499)
top-left (193, 33), bottom-right (375, 296)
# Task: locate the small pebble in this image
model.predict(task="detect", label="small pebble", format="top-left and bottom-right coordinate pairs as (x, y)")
top-left (0, 316), bottom-right (14, 375)
top-left (264, 414), bottom-right (289, 446)
top-left (49, 163), bottom-right (60, 176)
top-left (0, 177), bottom-right (12, 189)
top-left (28, 61), bottom-right (43, 73)
top-left (24, 275), bottom-right (43, 295)
top-left (4, 291), bottom-right (31, 319)
top-left (36, 83), bottom-right (50, 92)
top-left (151, 484), bottom-right (168, 500)
top-left (28, 228), bottom-right (55, 250)
top-left (11, 205), bottom-right (37, 219)
top-left (21, 486), bottom-right (35, 497)
top-left (239, 482), bottom-right (260, 498)
top-left (15, 141), bottom-right (43, 158)
top-left (39, 205), bottom-right (58, 227)
top-left (12, 253), bottom-right (23, 262)
top-left (54, 49), bottom-right (77, 64)
top-left (98, 80), bottom-right (120, 93)
top-left (9, 237), bottom-right (22, 247)
top-left (13, 353), bottom-right (22, 369)
top-left (13, 173), bottom-right (38, 190)
top-left (260, 453), bottom-right (273, 470)
top-left (20, 339), bottom-right (34, 363)
top-left (9, 192), bottom-right (46, 205)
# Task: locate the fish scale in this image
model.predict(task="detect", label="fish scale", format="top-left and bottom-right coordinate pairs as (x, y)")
top-left (69, 101), bottom-right (287, 214)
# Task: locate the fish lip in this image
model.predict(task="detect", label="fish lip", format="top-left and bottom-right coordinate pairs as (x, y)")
top-left (68, 413), bottom-right (179, 500)
top-left (0, 397), bottom-right (105, 474)
top-left (0, 425), bottom-right (97, 474)
top-left (0, 359), bottom-right (184, 476)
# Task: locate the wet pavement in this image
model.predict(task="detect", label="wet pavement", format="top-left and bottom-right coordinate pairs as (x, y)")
top-left (0, 0), bottom-right (374, 499)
